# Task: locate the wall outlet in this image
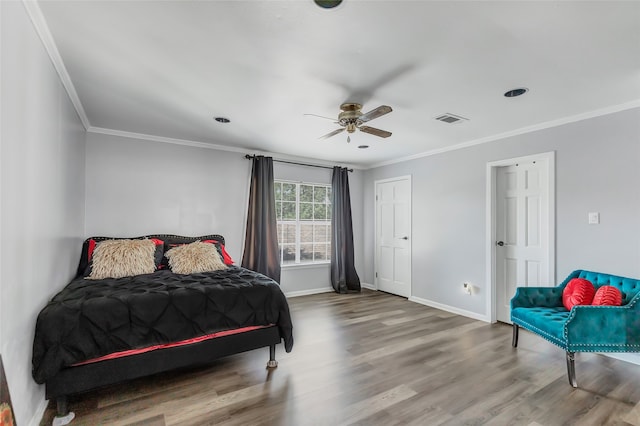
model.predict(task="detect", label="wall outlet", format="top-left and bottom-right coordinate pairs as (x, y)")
top-left (588, 212), bottom-right (600, 225)
top-left (463, 282), bottom-right (472, 295)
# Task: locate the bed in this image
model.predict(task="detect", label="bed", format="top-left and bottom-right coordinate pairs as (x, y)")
top-left (32, 234), bottom-right (294, 417)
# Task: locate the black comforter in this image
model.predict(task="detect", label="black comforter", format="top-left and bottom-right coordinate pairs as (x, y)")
top-left (32, 266), bottom-right (293, 384)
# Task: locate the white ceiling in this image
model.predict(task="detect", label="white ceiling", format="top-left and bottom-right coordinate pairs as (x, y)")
top-left (36, 0), bottom-right (640, 168)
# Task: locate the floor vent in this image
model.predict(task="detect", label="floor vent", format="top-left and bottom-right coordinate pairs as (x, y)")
top-left (435, 113), bottom-right (469, 124)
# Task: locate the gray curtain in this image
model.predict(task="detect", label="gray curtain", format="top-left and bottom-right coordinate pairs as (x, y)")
top-left (331, 166), bottom-right (361, 293)
top-left (242, 156), bottom-right (281, 283)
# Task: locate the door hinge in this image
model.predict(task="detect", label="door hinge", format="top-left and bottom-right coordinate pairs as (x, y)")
top-left (376, 195), bottom-right (378, 201)
top-left (375, 272), bottom-right (378, 278)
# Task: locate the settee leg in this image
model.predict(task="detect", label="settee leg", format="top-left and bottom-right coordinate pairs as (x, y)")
top-left (512, 324), bottom-right (519, 347)
top-left (566, 351), bottom-right (577, 388)
top-left (266, 344), bottom-right (278, 368)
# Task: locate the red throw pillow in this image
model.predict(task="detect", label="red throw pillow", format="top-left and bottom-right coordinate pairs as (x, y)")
top-left (592, 286), bottom-right (622, 306)
top-left (562, 278), bottom-right (596, 310)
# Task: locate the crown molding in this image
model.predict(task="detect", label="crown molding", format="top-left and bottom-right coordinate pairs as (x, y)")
top-left (22, 0), bottom-right (638, 170)
top-left (22, 0), bottom-right (91, 130)
top-left (88, 126), bottom-right (250, 153)
top-left (87, 127), bottom-right (363, 170)
top-left (368, 99), bottom-right (640, 169)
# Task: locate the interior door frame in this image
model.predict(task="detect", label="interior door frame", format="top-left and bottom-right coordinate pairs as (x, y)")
top-left (485, 151), bottom-right (556, 323)
top-left (374, 175), bottom-right (412, 296)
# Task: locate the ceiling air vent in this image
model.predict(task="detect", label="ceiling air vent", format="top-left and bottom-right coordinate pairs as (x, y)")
top-left (434, 113), bottom-right (469, 124)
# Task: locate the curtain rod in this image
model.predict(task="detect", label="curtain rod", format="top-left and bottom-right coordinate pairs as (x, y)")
top-left (244, 155), bottom-right (353, 172)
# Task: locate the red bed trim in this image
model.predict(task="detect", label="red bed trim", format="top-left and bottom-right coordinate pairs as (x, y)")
top-left (72, 325), bottom-right (272, 366)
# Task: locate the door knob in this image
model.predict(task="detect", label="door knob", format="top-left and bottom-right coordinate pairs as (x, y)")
top-left (496, 241), bottom-right (504, 246)
top-left (401, 236), bottom-right (408, 240)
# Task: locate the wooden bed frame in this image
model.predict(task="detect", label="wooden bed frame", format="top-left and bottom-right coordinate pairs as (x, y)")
top-left (48, 325), bottom-right (283, 416)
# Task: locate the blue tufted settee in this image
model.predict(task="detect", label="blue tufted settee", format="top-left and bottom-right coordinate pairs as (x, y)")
top-left (510, 270), bottom-right (640, 387)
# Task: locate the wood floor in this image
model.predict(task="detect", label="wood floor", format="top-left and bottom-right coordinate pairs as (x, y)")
top-left (42, 289), bottom-right (640, 426)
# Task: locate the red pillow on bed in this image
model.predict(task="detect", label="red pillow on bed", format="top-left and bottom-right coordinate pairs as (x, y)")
top-left (592, 285), bottom-right (622, 306)
top-left (562, 278), bottom-right (596, 310)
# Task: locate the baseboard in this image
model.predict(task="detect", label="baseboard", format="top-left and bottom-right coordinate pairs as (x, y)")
top-left (602, 352), bottom-right (640, 366)
top-left (361, 282), bottom-right (376, 290)
top-left (285, 283), bottom-right (376, 298)
top-left (28, 396), bottom-right (49, 426)
top-left (285, 287), bottom-right (334, 298)
top-left (409, 296), bottom-right (490, 323)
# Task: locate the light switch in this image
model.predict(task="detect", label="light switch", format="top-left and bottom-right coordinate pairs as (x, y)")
top-left (588, 212), bottom-right (600, 225)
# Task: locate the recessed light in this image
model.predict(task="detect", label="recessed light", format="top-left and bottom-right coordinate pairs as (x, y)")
top-left (314, 0), bottom-right (342, 9)
top-left (214, 117), bottom-right (230, 123)
top-left (504, 88), bottom-right (528, 98)
top-left (358, 145), bottom-right (369, 149)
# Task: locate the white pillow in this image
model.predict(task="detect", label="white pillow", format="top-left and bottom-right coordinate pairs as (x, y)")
top-left (86, 239), bottom-right (156, 280)
top-left (165, 241), bottom-right (227, 274)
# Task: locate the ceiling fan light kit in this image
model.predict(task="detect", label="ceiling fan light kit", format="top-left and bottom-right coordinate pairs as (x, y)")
top-left (315, 102), bottom-right (393, 144)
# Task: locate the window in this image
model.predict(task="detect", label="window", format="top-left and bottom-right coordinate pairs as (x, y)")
top-left (274, 181), bottom-right (332, 265)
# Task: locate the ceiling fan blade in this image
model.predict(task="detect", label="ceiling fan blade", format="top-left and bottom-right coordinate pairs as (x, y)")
top-left (336, 64), bottom-right (417, 106)
top-left (359, 126), bottom-right (392, 138)
top-left (359, 105), bottom-right (392, 123)
top-left (319, 128), bottom-right (345, 140)
top-left (304, 113), bottom-right (338, 122)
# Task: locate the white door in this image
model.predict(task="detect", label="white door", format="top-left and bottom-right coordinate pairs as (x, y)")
top-left (375, 177), bottom-right (411, 297)
top-left (495, 159), bottom-right (551, 323)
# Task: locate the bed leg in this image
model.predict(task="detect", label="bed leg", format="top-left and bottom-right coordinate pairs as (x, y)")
top-left (52, 396), bottom-right (75, 426)
top-left (512, 324), bottom-right (519, 347)
top-left (267, 344), bottom-right (278, 368)
top-left (56, 397), bottom-right (68, 416)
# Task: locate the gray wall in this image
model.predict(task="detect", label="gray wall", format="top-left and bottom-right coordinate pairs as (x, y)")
top-left (85, 132), bottom-right (365, 295)
top-left (0, 2), bottom-right (86, 424)
top-left (363, 108), bottom-right (640, 317)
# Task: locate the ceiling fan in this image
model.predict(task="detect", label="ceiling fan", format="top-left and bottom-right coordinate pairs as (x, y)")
top-left (307, 103), bottom-right (393, 143)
